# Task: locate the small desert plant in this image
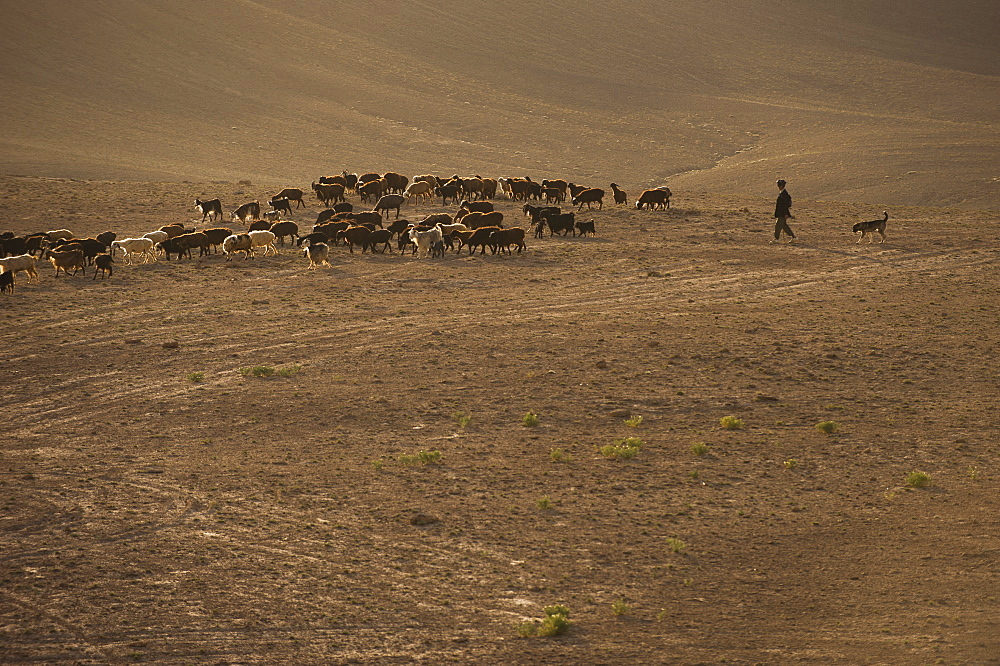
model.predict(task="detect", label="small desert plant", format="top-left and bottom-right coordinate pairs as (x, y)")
top-left (815, 420), bottom-right (839, 434)
top-left (399, 450), bottom-right (442, 466)
top-left (665, 537), bottom-right (687, 554)
top-left (370, 459), bottom-right (385, 471)
top-left (783, 459), bottom-right (798, 469)
top-left (453, 412), bottom-right (472, 428)
top-left (719, 415), bottom-right (744, 430)
top-left (600, 437), bottom-right (644, 460)
top-left (522, 411), bottom-right (540, 427)
top-left (691, 442), bottom-right (710, 456)
top-left (612, 598), bottom-right (631, 616)
top-left (276, 364), bottom-right (302, 378)
top-left (517, 604), bottom-right (571, 638)
top-left (967, 466), bottom-right (980, 481)
top-left (906, 471), bottom-right (931, 488)
top-left (240, 365), bottom-right (275, 378)
top-left (536, 496), bottom-right (552, 510)
top-left (187, 371), bottom-right (205, 383)
top-left (550, 448), bottom-right (572, 462)
top-left (624, 415), bottom-right (643, 427)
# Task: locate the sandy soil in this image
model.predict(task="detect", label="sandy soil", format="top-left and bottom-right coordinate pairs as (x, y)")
top-left (1, 175), bottom-right (998, 664)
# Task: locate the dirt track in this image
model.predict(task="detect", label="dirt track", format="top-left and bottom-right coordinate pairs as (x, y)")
top-left (2, 176), bottom-right (998, 664)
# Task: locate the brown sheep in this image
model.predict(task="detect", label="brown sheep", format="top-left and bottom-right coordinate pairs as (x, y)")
top-left (272, 188), bottom-right (305, 209)
top-left (341, 225), bottom-right (373, 254)
top-left (488, 227), bottom-right (526, 255)
top-left (572, 188), bottom-right (605, 210)
top-left (461, 211), bottom-right (504, 229)
top-left (635, 188), bottom-right (671, 210)
top-left (383, 172), bottom-right (409, 194)
top-left (48, 248), bottom-right (86, 277)
top-left (269, 221), bottom-right (299, 245)
top-left (610, 183), bottom-right (628, 205)
top-left (312, 182), bottom-right (346, 206)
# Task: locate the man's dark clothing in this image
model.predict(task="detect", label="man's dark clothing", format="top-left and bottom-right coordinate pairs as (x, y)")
top-left (774, 189), bottom-right (792, 218)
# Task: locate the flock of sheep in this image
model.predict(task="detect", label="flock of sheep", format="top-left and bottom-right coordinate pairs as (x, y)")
top-left (0, 172), bottom-right (676, 294)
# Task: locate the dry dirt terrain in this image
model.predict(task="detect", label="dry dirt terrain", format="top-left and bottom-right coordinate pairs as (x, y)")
top-left (1, 176), bottom-right (998, 664)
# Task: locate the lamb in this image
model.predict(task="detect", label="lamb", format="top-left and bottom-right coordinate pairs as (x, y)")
top-left (358, 179), bottom-right (385, 204)
top-left (636, 188), bottom-right (671, 210)
top-left (610, 183), bottom-right (628, 205)
top-left (248, 230), bottom-right (278, 256)
top-left (540, 179), bottom-right (568, 200)
top-left (303, 242), bottom-right (330, 268)
top-left (222, 233), bottom-right (254, 260)
top-left (92, 253), bottom-right (113, 279)
top-left (248, 219), bottom-right (272, 232)
top-left (111, 238), bottom-right (157, 265)
top-left (479, 177), bottom-right (499, 199)
top-left (48, 248), bottom-right (86, 277)
top-left (572, 188), bottom-right (605, 210)
top-left (263, 210), bottom-right (282, 223)
top-left (374, 194), bottom-right (406, 219)
top-left (0, 254), bottom-right (38, 284)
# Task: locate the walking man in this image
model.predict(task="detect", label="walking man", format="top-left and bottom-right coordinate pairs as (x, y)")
top-left (772, 179), bottom-right (796, 243)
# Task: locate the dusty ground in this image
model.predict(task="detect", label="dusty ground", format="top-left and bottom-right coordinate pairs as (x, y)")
top-left (1, 175), bottom-right (998, 664)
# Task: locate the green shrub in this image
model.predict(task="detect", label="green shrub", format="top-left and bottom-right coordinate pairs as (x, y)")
top-left (550, 448), bottom-right (572, 462)
top-left (370, 459), bottom-right (385, 471)
top-left (665, 537), bottom-right (687, 554)
top-left (600, 437), bottom-right (644, 460)
top-left (522, 411), bottom-right (540, 427)
top-left (815, 420), bottom-right (839, 434)
top-left (399, 450), bottom-right (442, 466)
top-left (612, 599), bottom-right (631, 616)
top-left (453, 412), bottom-right (472, 428)
top-left (906, 471), bottom-right (931, 488)
top-left (276, 364), bottom-right (302, 378)
top-left (783, 459), bottom-right (798, 469)
top-left (517, 604), bottom-right (571, 638)
top-left (690, 442), bottom-right (709, 456)
top-left (719, 415), bottom-right (744, 430)
top-left (624, 415), bottom-right (643, 427)
top-left (536, 496), bottom-right (552, 510)
top-left (187, 371), bottom-right (205, 383)
top-left (240, 365), bottom-right (275, 378)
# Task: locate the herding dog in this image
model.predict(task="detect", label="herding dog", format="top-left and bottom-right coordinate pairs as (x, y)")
top-left (853, 211), bottom-right (888, 243)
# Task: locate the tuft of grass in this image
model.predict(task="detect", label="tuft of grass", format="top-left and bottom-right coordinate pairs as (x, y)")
top-left (624, 415), bottom-right (643, 427)
top-left (665, 537), bottom-right (687, 554)
top-left (536, 496), bottom-right (552, 510)
top-left (691, 442), bottom-right (709, 456)
top-left (719, 415), bottom-right (744, 430)
top-left (612, 598), bottom-right (631, 616)
top-left (240, 365), bottom-right (275, 378)
top-left (783, 459), bottom-right (798, 469)
top-left (453, 412), bottom-right (472, 429)
top-left (399, 450), bottom-right (443, 466)
top-left (187, 371), bottom-right (205, 383)
top-left (276, 364), bottom-right (302, 378)
top-left (815, 420), bottom-right (839, 434)
top-left (600, 437), bottom-right (644, 460)
top-left (522, 411), bottom-right (540, 427)
top-left (906, 471), bottom-right (932, 488)
top-left (967, 466), bottom-right (980, 481)
top-left (550, 447), bottom-right (572, 462)
top-left (370, 459), bottom-right (385, 471)
top-left (517, 604), bottom-right (571, 638)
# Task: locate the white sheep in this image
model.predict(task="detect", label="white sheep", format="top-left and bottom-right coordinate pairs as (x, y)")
top-left (46, 229), bottom-right (74, 242)
top-left (409, 225), bottom-right (443, 258)
top-left (248, 230), bottom-right (277, 257)
top-left (222, 233), bottom-right (253, 260)
top-left (0, 254), bottom-right (40, 284)
top-left (110, 238), bottom-right (157, 265)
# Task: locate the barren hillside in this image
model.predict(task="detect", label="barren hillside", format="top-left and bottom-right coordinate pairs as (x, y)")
top-left (1, 0), bottom-right (997, 207)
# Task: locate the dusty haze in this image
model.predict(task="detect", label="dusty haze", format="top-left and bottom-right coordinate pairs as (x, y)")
top-left (1, 0), bottom-right (998, 207)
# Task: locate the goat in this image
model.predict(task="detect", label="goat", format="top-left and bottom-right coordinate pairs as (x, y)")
top-left (111, 238), bottom-right (157, 265)
top-left (0, 254), bottom-right (39, 284)
top-left (374, 194), bottom-right (406, 220)
top-left (222, 233), bottom-right (254, 260)
top-left (269, 221), bottom-right (299, 246)
top-left (610, 183), bottom-right (628, 205)
top-left (575, 219), bottom-right (596, 236)
top-left (0, 268), bottom-right (13, 294)
top-left (195, 198), bottom-right (223, 222)
top-left (273, 188), bottom-right (305, 209)
top-left (24, 233), bottom-right (48, 256)
top-left (303, 242), bottom-right (330, 268)
top-left (231, 201), bottom-right (261, 224)
top-left (92, 253), bottom-right (113, 280)
top-left (568, 183), bottom-right (588, 199)
top-left (572, 188), bottom-right (605, 210)
top-left (48, 248), bottom-right (86, 277)
top-left (435, 183), bottom-right (462, 206)
top-left (248, 230), bottom-right (278, 256)
top-left (409, 225), bottom-right (444, 258)
top-left (297, 232), bottom-right (330, 248)
top-left (269, 197), bottom-right (293, 217)
top-left (635, 188), bottom-right (671, 210)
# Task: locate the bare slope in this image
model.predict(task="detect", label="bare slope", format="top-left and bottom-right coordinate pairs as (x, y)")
top-left (1, 0), bottom-right (997, 206)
